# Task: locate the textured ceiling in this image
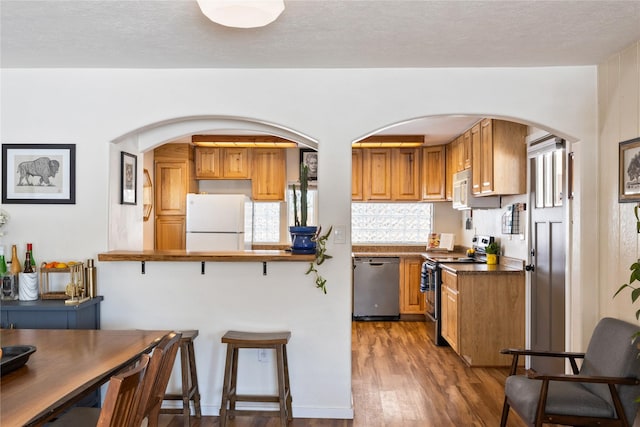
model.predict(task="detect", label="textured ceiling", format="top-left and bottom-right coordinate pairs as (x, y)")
top-left (2, 0), bottom-right (640, 69)
top-left (2, 0), bottom-right (639, 141)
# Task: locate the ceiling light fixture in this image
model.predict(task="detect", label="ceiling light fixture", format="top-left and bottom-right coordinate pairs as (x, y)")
top-left (196, 0), bottom-right (285, 28)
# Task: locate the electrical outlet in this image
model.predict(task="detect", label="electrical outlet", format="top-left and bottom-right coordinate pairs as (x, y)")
top-left (258, 349), bottom-right (270, 362)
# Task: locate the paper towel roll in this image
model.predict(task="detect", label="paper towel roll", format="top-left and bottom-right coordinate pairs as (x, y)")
top-left (19, 272), bottom-right (38, 301)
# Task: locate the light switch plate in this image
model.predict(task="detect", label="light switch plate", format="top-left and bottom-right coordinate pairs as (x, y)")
top-left (333, 225), bottom-right (346, 244)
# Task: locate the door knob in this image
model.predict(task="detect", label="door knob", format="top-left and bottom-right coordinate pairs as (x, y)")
top-left (525, 264), bottom-right (535, 272)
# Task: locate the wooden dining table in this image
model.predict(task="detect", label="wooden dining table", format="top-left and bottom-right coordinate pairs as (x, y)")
top-left (0, 328), bottom-right (171, 427)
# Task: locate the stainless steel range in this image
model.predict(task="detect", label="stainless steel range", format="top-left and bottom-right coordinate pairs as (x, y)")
top-left (421, 235), bottom-right (494, 345)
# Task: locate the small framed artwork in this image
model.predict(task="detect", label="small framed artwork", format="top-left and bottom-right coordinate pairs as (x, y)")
top-left (120, 151), bottom-right (137, 205)
top-left (1, 144), bottom-right (76, 204)
top-left (619, 137), bottom-right (640, 203)
top-left (299, 148), bottom-right (318, 181)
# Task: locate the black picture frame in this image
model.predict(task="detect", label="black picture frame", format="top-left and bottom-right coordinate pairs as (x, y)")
top-left (619, 136), bottom-right (640, 203)
top-left (299, 148), bottom-right (318, 181)
top-left (120, 152), bottom-right (137, 205)
top-left (1, 143), bottom-right (76, 204)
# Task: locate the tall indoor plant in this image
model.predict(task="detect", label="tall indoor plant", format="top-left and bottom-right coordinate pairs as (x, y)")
top-left (290, 163), bottom-right (317, 254)
top-left (290, 163), bottom-right (333, 293)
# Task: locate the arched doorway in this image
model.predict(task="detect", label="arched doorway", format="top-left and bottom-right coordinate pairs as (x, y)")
top-left (108, 115), bottom-right (318, 251)
top-left (351, 114), bottom-right (573, 359)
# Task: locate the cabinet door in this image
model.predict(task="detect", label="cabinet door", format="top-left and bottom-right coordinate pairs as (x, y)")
top-left (365, 148), bottom-right (392, 200)
top-left (479, 118), bottom-right (494, 194)
top-left (445, 143), bottom-right (453, 200)
top-left (422, 146), bottom-right (445, 201)
top-left (155, 216), bottom-right (186, 250)
top-left (251, 148), bottom-right (286, 201)
top-left (462, 130), bottom-right (472, 170)
top-left (223, 147), bottom-right (251, 179)
top-left (392, 148), bottom-right (421, 200)
top-left (352, 149), bottom-right (363, 201)
top-left (471, 123), bottom-right (482, 195)
top-left (155, 161), bottom-right (188, 215)
top-left (400, 258), bottom-right (425, 314)
top-left (441, 269), bottom-right (459, 351)
top-left (194, 147), bottom-right (221, 179)
top-left (445, 286), bottom-right (459, 352)
top-left (452, 136), bottom-right (465, 173)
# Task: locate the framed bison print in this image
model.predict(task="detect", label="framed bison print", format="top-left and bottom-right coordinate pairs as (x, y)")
top-left (2, 144), bottom-right (76, 204)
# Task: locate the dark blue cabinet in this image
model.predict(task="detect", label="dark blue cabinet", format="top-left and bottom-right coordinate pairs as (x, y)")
top-left (0, 296), bottom-right (104, 407)
top-left (0, 296), bottom-right (103, 329)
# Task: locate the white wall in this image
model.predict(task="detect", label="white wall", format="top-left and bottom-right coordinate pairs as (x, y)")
top-left (0, 66), bottom-right (598, 417)
top-left (598, 41), bottom-right (640, 327)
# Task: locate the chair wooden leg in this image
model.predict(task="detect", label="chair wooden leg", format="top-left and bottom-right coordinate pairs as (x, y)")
top-left (283, 344), bottom-right (292, 421)
top-left (219, 344), bottom-right (235, 427)
top-left (179, 343), bottom-right (191, 427)
top-left (276, 345), bottom-right (288, 427)
top-left (186, 340), bottom-right (202, 418)
top-left (500, 397), bottom-right (510, 427)
top-left (229, 346), bottom-right (239, 417)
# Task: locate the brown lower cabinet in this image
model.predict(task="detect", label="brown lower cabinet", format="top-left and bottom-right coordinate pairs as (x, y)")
top-left (155, 216), bottom-right (186, 250)
top-left (440, 268), bottom-right (525, 367)
top-left (399, 257), bottom-right (425, 314)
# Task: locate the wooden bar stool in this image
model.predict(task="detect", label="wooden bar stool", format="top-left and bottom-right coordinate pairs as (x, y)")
top-left (160, 330), bottom-right (202, 427)
top-left (219, 331), bottom-right (292, 427)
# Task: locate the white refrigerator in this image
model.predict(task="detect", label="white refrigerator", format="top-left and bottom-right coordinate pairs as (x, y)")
top-left (185, 194), bottom-right (253, 251)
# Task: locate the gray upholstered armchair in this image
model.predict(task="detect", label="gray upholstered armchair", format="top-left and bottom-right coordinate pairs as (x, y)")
top-left (500, 317), bottom-right (640, 427)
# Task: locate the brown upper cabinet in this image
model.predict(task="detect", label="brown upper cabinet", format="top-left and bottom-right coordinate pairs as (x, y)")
top-left (422, 145), bottom-right (446, 201)
top-left (251, 148), bottom-right (286, 201)
top-left (364, 148), bottom-right (393, 200)
top-left (392, 147), bottom-right (421, 200)
top-left (194, 147), bottom-right (251, 179)
top-left (472, 119), bottom-right (527, 196)
top-left (352, 149), bottom-right (364, 201)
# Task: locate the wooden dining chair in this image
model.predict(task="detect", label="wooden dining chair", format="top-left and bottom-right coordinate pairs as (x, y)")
top-left (133, 331), bottom-right (182, 427)
top-left (97, 353), bottom-right (150, 427)
top-left (52, 353), bottom-right (150, 427)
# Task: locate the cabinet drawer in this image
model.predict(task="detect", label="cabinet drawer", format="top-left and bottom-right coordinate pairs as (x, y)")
top-left (441, 269), bottom-right (458, 291)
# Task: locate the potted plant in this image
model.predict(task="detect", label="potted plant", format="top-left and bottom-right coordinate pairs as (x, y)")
top-left (485, 241), bottom-right (499, 265)
top-left (289, 162), bottom-right (333, 293)
top-left (290, 163), bottom-right (317, 254)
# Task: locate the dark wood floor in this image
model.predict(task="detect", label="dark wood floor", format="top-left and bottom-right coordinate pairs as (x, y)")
top-left (159, 320), bottom-right (527, 427)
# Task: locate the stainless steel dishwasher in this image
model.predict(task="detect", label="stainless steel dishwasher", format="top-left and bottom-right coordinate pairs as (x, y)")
top-left (352, 257), bottom-right (400, 320)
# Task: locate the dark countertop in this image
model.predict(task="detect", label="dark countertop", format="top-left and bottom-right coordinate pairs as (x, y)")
top-left (439, 263), bottom-right (523, 274)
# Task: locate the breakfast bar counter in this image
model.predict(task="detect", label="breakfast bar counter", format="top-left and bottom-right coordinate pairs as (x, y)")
top-left (98, 249), bottom-right (315, 262)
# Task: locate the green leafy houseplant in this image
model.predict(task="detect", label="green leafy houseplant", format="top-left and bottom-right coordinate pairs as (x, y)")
top-left (306, 226), bottom-right (333, 294)
top-left (485, 242), bottom-right (500, 254)
top-left (290, 162), bottom-right (333, 293)
top-left (614, 261), bottom-right (640, 322)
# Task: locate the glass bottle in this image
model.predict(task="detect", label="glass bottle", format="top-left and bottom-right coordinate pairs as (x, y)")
top-left (0, 246), bottom-right (6, 276)
top-left (8, 245), bottom-right (21, 300)
top-left (23, 251), bottom-right (34, 273)
top-left (10, 244), bottom-right (21, 275)
top-left (0, 246), bottom-right (9, 300)
top-left (26, 243), bottom-right (36, 268)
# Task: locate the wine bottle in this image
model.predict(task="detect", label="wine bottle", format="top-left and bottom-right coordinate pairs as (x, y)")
top-left (0, 246), bottom-right (11, 301)
top-left (24, 251), bottom-right (34, 273)
top-left (0, 246), bottom-right (6, 276)
top-left (26, 243), bottom-right (36, 267)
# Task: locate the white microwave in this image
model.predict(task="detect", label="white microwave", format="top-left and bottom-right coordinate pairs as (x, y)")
top-left (452, 169), bottom-right (501, 210)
